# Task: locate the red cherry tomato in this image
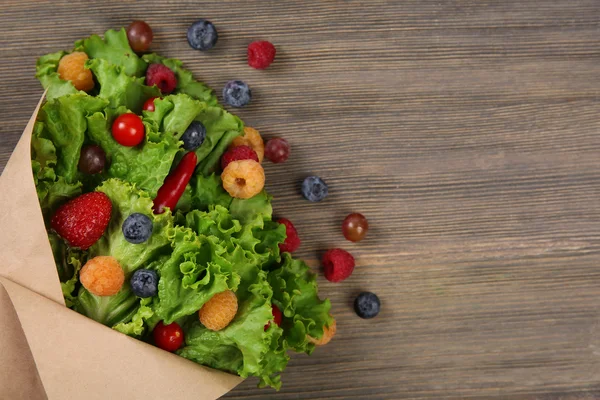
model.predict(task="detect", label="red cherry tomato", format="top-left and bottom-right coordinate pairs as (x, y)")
top-left (153, 321), bottom-right (184, 352)
top-left (142, 97), bottom-right (159, 112)
top-left (264, 304), bottom-right (283, 331)
top-left (111, 113), bottom-right (145, 146)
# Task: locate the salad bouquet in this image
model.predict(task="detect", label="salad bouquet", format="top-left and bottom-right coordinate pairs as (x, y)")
top-left (31, 24), bottom-right (334, 389)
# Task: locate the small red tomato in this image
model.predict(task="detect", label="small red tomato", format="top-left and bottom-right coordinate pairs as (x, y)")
top-left (264, 304), bottom-right (283, 331)
top-left (142, 97), bottom-right (159, 112)
top-left (112, 113), bottom-right (145, 146)
top-left (153, 321), bottom-right (184, 352)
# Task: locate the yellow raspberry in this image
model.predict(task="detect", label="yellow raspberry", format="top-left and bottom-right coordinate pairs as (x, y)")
top-left (199, 290), bottom-right (238, 331)
top-left (57, 52), bottom-right (95, 92)
top-left (308, 318), bottom-right (336, 346)
top-left (221, 159), bottom-right (265, 199)
top-left (230, 127), bottom-right (264, 162)
top-left (80, 256), bottom-right (124, 296)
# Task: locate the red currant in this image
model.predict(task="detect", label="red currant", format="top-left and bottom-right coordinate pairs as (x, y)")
top-left (342, 213), bottom-right (369, 242)
top-left (264, 138), bottom-right (290, 163)
top-left (153, 321), bottom-right (184, 352)
top-left (126, 21), bottom-right (153, 52)
top-left (142, 97), bottom-right (159, 112)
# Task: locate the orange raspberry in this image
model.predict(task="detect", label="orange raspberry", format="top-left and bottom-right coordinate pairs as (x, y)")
top-left (57, 52), bottom-right (95, 92)
top-left (230, 127), bottom-right (264, 162)
top-left (199, 290), bottom-right (238, 331)
top-left (308, 318), bottom-right (336, 346)
top-left (80, 256), bottom-right (124, 296)
top-left (221, 159), bottom-right (265, 199)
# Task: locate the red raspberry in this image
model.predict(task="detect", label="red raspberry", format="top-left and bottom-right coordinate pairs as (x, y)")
top-left (247, 41), bottom-right (276, 70)
top-left (221, 145), bottom-right (259, 170)
top-left (322, 248), bottom-right (355, 283)
top-left (145, 64), bottom-right (177, 94)
top-left (277, 218), bottom-right (301, 253)
top-left (51, 192), bottom-right (112, 250)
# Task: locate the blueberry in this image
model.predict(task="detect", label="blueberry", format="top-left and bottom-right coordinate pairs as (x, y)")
top-left (181, 121), bottom-right (206, 150)
top-left (354, 292), bottom-right (380, 319)
top-left (301, 176), bottom-right (329, 202)
top-left (122, 213), bottom-right (153, 244)
top-left (130, 269), bottom-right (158, 298)
top-left (187, 19), bottom-right (218, 51)
top-left (223, 80), bottom-right (252, 108)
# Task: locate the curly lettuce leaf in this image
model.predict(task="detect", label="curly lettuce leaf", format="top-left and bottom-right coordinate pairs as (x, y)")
top-left (38, 94), bottom-right (108, 184)
top-left (48, 232), bottom-right (86, 307)
top-left (86, 58), bottom-right (160, 113)
top-left (89, 178), bottom-right (173, 275)
top-left (77, 28), bottom-right (147, 76)
top-left (31, 121), bottom-right (82, 216)
top-left (268, 253), bottom-right (334, 354)
top-left (113, 297), bottom-right (154, 337)
top-left (230, 191), bottom-right (274, 223)
top-left (189, 173), bottom-right (232, 211)
top-left (142, 94), bottom-right (206, 139)
top-left (184, 205), bottom-right (285, 270)
top-left (35, 50), bottom-right (79, 100)
top-left (152, 226), bottom-right (240, 324)
top-left (86, 107), bottom-right (181, 198)
top-left (142, 53), bottom-right (217, 105)
top-left (178, 245), bottom-right (289, 389)
top-left (76, 285), bottom-right (140, 327)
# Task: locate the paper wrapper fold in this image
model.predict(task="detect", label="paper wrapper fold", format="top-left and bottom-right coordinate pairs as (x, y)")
top-left (0, 93), bottom-right (243, 400)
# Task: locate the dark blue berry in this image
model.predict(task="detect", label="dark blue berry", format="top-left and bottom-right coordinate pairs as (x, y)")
top-left (181, 121), bottom-right (206, 150)
top-left (130, 269), bottom-right (158, 298)
top-left (122, 213), bottom-right (153, 244)
top-left (187, 19), bottom-right (218, 51)
top-left (301, 176), bottom-right (328, 202)
top-left (223, 80), bottom-right (252, 108)
top-left (354, 292), bottom-right (380, 319)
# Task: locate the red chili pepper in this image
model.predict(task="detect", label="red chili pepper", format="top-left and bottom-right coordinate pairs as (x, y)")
top-left (153, 152), bottom-right (197, 214)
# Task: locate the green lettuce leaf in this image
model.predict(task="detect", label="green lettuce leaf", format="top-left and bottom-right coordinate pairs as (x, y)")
top-left (267, 253), bottom-right (334, 354)
top-left (35, 50), bottom-right (79, 100)
top-left (76, 285), bottom-right (140, 327)
top-left (141, 53), bottom-right (218, 105)
top-left (48, 232), bottom-right (86, 307)
top-left (189, 173), bottom-right (232, 211)
top-left (152, 226), bottom-right (240, 324)
top-left (77, 28), bottom-right (147, 76)
top-left (230, 191), bottom-right (274, 223)
top-left (86, 58), bottom-right (160, 113)
top-left (142, 94), bottom-right (206, 139)
top-left (86, 107), bottom-right (181, 198)
top-left (183, 205), bottom-right (285, 270)
top-left (89, 179), bottom-right (173, 275)
top-left (178, 245), bottom-right (289, 389)
top-left (113, 297), bottom-right (154, 336)
top-left (31, 121), bottom-right (82, 216)
top-left (38, 94), bottom-right (108, 183)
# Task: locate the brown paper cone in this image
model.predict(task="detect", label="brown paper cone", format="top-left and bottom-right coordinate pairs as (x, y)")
top-left (0, 93), bottom-right (243, 399)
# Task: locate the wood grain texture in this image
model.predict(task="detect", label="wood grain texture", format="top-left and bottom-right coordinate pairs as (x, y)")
top-left (2, 0), bottom-right (600, 398)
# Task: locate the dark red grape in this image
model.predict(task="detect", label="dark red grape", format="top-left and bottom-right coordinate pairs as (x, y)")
top-left (127, 21), bottom-right (153, 52)
top-left (264, 138), bottom-right (290, 163)
top-left (78, 145), bottom-right (106, 174)
top-left (342, 213), bottom-right (369, 242)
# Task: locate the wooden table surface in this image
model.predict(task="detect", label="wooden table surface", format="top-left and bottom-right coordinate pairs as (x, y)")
top-left (2, 1), bottom-right (600, 399)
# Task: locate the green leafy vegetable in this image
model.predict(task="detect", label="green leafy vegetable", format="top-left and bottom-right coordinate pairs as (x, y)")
top-left (86, 108), bottom-right (181, 198)
top-left (268, 253), bottom-right (334, 354)
top-left (142, 53), bottom-right (218, 106)
top-left (35, 51), bottom-right (78, 100)
top-left (86, 58), bottom-right (159, 112)
top-left (77, 28), bottom-right (147, 77)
